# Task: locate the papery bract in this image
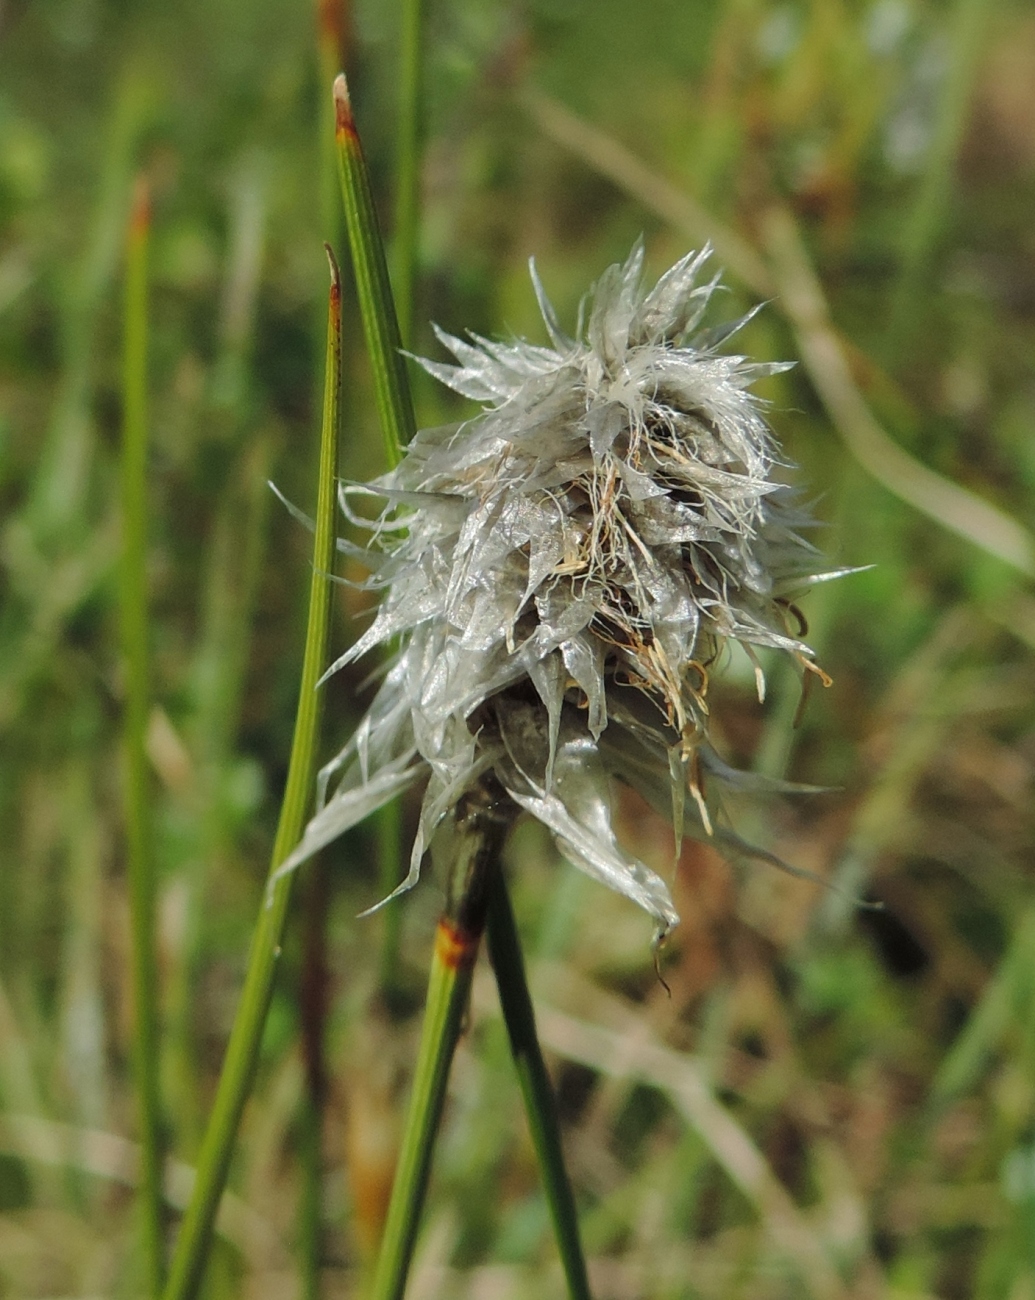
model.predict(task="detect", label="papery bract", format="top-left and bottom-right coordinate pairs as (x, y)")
top-left (279, 242), bottom-right (840, 940)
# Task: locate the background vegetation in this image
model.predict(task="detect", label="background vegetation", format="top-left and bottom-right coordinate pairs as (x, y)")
top-left (1, 0), bottom-right (1035, 1295)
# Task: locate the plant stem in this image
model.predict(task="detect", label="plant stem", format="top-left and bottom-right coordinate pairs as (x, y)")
top-left (486, 873), bottom-right (593, 1300)
top-left (170, 166), bottom-right (271, 1161)
top-left (299, 860), bottom-right (330, 1300)
top-left (333, 68), bottom-right (416, 992)
top-left (162, 248), bottom-right (344, 1300)
top-left (120, 173), bottom-right (165, 1298)
top-left (392, 0), bottom-right (424, 349)
top-left (370, 783), bottom-right (515, 1300)
top-left (302, 19), bottom-right (348, 1284)
top-left (316, 0), bottom-right (347, 247)
top-left (32, 61), bottom-right (154, 543)
top-left (333, 73), bottom-right (416, 468)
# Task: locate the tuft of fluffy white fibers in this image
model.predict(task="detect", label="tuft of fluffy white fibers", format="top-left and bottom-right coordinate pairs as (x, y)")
top-left (277, 241), bottom-right (844, 942)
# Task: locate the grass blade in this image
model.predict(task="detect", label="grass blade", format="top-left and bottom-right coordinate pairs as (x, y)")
top-left (334, 65), bottom-right (413, 999)
top-left (370, 922), bottom-right (478, 1300)
top-left (316, 0), bottom-right (348, 245)
top-left (333, 73), bottom-right (416, 467)
top-left (298, 860), bottom-right (329, 1300)
top-left (120, 174), bottom-right (165, 1297)
top-left (486, 873), bottom-right (592, 1300)
top-left (302, 16), bottom-right (352, 1287)
top-left (162, 247), bottom-right (344, 1300)
top-left (32, 62), bottom-right (155, 542)
top-left (370, 790), bottom-right (513, 1300)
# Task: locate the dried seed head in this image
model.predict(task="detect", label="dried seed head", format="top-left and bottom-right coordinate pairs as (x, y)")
top-left (281, 242), bottom-right (841, 940)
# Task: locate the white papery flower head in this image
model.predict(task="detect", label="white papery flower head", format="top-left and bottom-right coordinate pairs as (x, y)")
top-left (280, 242), bottom-right (838, 941)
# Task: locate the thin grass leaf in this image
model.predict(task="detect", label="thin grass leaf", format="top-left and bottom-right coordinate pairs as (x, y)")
top-left (486, 872), bottom-right (592, 1300)
top-left (333, 73), bottom-right (416, 467)
top-left (299, 25), bottom-right (350, 1292)
top-left (370, 792), bottom-right (513, 1300)
top-left (162, 248), bottom-right (344, 1300)
top-left (316, 0), bottom-right (347, 245)
top-left (298, 861), bottom-right (330, 1300)
top-left (334, 67), bottom-right (416, 994)
top-left (119, 174), bottom-right (165, 1297)
top-left (370, 923), bottom-right (477, 1300)
top-left (32, 62), bottom-right (156, 541)
top-left (167, 167), bottom-right (272, 1165)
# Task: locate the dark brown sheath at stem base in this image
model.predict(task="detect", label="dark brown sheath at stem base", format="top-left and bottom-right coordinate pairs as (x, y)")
top-left (442, 776), bottom-right (518, 944)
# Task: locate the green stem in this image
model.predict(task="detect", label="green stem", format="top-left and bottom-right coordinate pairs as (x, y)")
top-left (162, 248), bottom-right (344, 1300)
top-left (316, 0), bottom-right (346, 246)
top-left (370, 784), bottom-right (515, 1300)
top-left (333, 73), bottom-right (417, 468)
top-left (392, 0), bottom-right (424, 349)
top-left (299, 859), bottom-right (330, 1300)
top-left (333, 70), bottom-right (416, 992)
top-left (32, 61), bottom-right (154, 542)
top-left (120, 174), bottom-right (165, 1298)
top-left (486, 874), bottom-right (593, 1300)
top-left (301, 22), bottom-right (348, 1285)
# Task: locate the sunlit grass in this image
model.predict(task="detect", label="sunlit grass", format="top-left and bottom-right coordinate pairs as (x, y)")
top-left (163, 248), bottom-right (344, 1299)
top-left (1, 0), bottom-right (1034, 1296)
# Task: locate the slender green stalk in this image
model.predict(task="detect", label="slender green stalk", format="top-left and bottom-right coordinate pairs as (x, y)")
top-left (170, 167), bottom-right (272, 1161)
top-left (162, 248), bottom-right (344, 1300)
top-left (333, 73), bottom-right (416, 468)
top-left (32, 62), bottom-right (154, 542)
top-left (0, 61), bottom-right (153, 732)
top-left (486, 874), bottom-right (592, 1300)
top-left (120, 174), bottom-right (165, 1298)
top-left (370, 785), bottom-right (515, 1300)
top-left (334, 70), bottom-right (414, 989)
top-left (316, 0), bottom-right (347, 246)
top-left (299, 860), bottom-right (330, 1300)
top-left (392, 0), bottom-right (424, 349)
top-left (302, 17), bottom-right (348, 1285)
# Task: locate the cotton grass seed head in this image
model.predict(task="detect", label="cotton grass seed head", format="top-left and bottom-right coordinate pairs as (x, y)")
top-left (280, 241), bottom-right (841, 941)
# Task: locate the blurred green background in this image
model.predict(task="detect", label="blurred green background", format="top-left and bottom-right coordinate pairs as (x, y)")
top-left (2, 0), bottom-right (1035, 1295)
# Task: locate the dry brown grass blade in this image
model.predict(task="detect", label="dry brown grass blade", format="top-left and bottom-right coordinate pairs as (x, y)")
top-left (521, 87), bottom-right (1035, 581)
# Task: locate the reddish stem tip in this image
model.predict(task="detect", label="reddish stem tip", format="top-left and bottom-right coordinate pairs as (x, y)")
top-left (333, 72), bottom-right (356, 140)
top-left (318, 0), bottom-right (343, 47)
top-left (129, 174), bottom-right (151, 241)
top-left (324, 242), bottom-right (342, 301)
